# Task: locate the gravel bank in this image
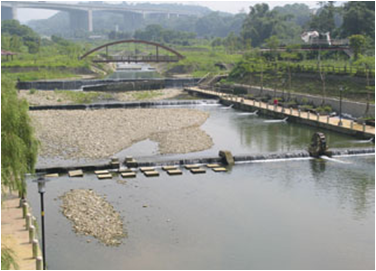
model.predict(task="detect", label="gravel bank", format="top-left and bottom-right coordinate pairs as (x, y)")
top-left (59, 189), bottom-right (125, 246)
top-left (30, 108), bottom-right (212, 159)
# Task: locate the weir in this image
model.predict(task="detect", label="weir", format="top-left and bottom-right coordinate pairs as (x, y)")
top-left (35, 148), bottom-right (375, 174)
top-left (29, 99), bottom-right (220, 111)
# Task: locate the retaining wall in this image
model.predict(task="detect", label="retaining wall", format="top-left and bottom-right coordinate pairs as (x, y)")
top-left (17, 78), bottom-right (201, 91)
top-left (217, 84), bottom-right (375, 118)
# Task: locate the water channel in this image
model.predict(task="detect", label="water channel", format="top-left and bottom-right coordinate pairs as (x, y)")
top-left (27, 65), bottom-right (375, 269)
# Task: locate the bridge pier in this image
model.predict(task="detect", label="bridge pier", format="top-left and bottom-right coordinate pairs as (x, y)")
top-left (69, 9), bottom-right (93, 32)
top-left (1, 5), bottom-right (17, 21)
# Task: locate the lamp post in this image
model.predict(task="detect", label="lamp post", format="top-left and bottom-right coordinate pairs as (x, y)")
top-left (338, 87), bottom-right (343, 126)
top-left (33, 177), bottom-right (50, 270)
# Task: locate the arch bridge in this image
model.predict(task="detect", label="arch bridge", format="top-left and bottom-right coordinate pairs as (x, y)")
top-left (80, 39), bottom-right (185, 63)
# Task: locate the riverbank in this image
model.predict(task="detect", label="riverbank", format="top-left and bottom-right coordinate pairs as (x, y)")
top-left (30, 108), bottom-right (213, 160)
top-left (19, 89), bottom-right (184, 106)
top-left (1, 193), bottom-right (35, 270)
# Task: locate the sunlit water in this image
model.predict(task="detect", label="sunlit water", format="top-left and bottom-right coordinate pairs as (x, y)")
top-left (27, 155), bottom-right (374, 269)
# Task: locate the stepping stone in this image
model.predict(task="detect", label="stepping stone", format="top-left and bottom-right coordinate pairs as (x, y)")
top-left (206, 164), bottom-right (221, 168)
top-left (119, 168), bottom-right (134, 173)
top-left (125, 156), bottom-right (133, 162)
top-left (68, 170), bottom-right (83, 178)
top-left (144, 170), bottom-right (159, 177)
top-left (97, 173), bottom-right (112, 179)
top-left (140, 167), bottom-right (155, 172)
top-left (162, 165), bottom-right (178, 171)
top-left (190, 168), bottom-right (206, 174)
top-left (167, 169), bottom-right (183, 176)
top-left (94, 170), bottom-right (109, 175)
top-left (212, 167), bottom-right (227, 172)
top-left (121, 172), bottom-right (136, 178)
top-left (126, 159), bottom-right (138, 168)
top-left (45, 173), bottom-right (59, 178)
top-left (185, 164), bottom-right (200, 169)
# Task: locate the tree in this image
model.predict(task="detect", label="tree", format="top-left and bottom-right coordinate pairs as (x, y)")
top-left (349, 34), bottom-right (366, 60)
top-left (1, 78), bottom-right (39, 196)
top-left (307, 2), bottom-right (336, 33)
top-left (341, 1), bottom-right (375, 39)
top-left (265, 35), bottom-right (280, 60)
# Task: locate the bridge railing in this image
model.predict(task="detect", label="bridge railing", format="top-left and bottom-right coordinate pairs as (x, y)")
top-left (93, 55), bottom-right (181, 63)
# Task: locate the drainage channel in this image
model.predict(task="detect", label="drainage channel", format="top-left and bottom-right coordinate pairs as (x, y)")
top-left (29, 100), bottom-right (220, 111)
top-left (35, 148), bottom-right (375, 178)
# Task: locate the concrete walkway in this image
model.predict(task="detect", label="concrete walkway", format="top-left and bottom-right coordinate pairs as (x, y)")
top-left (186, 87), bottom-right (375, 136)
top-left (2, 193), bottom-right (36, 270)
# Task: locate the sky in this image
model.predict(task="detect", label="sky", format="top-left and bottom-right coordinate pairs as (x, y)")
top-left (15, 0), bottom-right (332, 23)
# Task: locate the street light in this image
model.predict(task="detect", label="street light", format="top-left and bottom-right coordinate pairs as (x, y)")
top-left (33, 176), bottom-right (50, 270)
top-left (338, 86), bottom-right (344, 126)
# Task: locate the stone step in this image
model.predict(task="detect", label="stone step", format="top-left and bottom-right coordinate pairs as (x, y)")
top-left (206, 164), bottom-right (221, 168)
top-left (121, 172), bottom-right (137, 178)
top-left (45, 173), bottom-right (59, 178)
top-left (190, 168), bottom-right (206, 174)
top-left (167, 169), bottom-right (183, 176)
top-left (144, 170), bottom-right (160, 177)
top-left (140, 167), bottom-right (155, 172)
top-left (162, 165), bottom-right (178, 171)
top-left (185, 164), bottom-right (200, 169)
top-left (68, 170), bottom-right (83, 178)
top-left (97, 173), bottom-right (112, 179)
top-left (94, 170), bottom-right (109, 175)
top-left (119, 168), bottom-right (135, 173)
top-left (212, 167), bottom-right (227, 172)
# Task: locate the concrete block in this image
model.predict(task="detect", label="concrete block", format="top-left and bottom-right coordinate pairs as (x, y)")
top-left (68, 170), bottom-right (83, 177)
top-left (97, 173), bottom-right (112, 179)
top-left (126, 159), bottom-right (138, 168)
top-left (121, 172), bottom-right (137, 178)
top-left (212, 167), bottom-right (227, 172)
top-left (162, 165), bottom-right (178, 171)
top-left (206, 163), bottom-right (221, 168)
top-left (140, 167), bottom-right (155, 172)
top-left (125, 156), bottom-right (133, 162)
top-left (94, 170), bottom-right (109, 175)
top-left (144, 170), bottom-right (160, 177)
top-left (167, 169), bottom-right (183, 175)
top-left (184, 164), bottom-right (200, 169)
top-left (190, 168), bottom-right (206, 174)
top-left (45, 173), bottom-right (59, 178)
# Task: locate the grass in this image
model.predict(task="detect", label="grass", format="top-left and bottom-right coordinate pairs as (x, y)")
top-left (167, 46), bottom-right (242, 77)
top-left (1, 246), bottom-right (19, 270)
top-left (55, 91), bottom-right (113, 104)
top-left (3, 69), bottom-right (78, 81)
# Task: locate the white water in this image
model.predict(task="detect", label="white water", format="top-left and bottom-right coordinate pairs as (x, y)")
top-left (320, 155), bottom-right (351, 164)
top-left (237, 110), bottom-right (259, 116)
top-left (222, 104), bottom-right (234, 110)
top-left (264, 117), bottom-right (288, 123)
top-left (350, 138), bottom-right (375, 144)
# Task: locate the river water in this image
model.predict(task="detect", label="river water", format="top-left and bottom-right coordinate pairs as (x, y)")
top-left (27, 155), bottom-right (374, 269)
top-left (28, 66), bottom-right (374, 269)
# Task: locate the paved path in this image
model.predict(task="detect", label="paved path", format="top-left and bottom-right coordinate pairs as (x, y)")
top-left (2, 193), bottom-right (36, 270)
top-left (187, 87), bottom-right (375, 136)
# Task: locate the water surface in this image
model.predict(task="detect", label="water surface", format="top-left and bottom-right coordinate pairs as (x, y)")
top-left (27, 155), bottom-right (375, 270)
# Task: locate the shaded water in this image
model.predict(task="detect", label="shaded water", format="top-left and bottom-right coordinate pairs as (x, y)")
top-left (26, 155), bottom-right (375, 269)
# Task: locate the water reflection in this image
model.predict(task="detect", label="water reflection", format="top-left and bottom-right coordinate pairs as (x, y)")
top-left (309, 156), bottom-right (375, 219)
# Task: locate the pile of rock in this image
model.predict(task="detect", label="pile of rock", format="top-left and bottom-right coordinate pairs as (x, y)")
top-left (59, 189), bottom-right (126, 246)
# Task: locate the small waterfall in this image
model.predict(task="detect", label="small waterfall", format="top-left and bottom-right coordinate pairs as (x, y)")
top-left (222, 104), bottom-right (234, 110)
top-left (320, 155), bottom-right (351, 164)
top-left (237, 110), bottom-right (259, 116)
top-left (350, 138), bottom-right (375, 144)
top-left (264, 117), bottom-right (288, 123)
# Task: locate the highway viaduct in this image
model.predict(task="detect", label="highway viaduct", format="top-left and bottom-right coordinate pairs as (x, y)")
top-left (1, 1), bottom-right (201, 32)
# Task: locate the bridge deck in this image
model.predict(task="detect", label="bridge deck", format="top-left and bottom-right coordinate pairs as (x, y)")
top-left (185, 87), bottom-right (375, 137)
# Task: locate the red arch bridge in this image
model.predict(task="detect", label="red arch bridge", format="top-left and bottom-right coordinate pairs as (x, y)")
top-left (80, 39), bottom-right (184, 63)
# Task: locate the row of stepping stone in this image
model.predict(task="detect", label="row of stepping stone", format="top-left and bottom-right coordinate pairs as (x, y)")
top-left (45, 164), bottom-right (227, 180)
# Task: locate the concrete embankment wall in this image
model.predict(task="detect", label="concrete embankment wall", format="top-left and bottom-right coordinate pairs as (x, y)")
top-left (216, 84), bottom-right (375, 118)
top-left (17, 78), bottom-right (201, 91)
